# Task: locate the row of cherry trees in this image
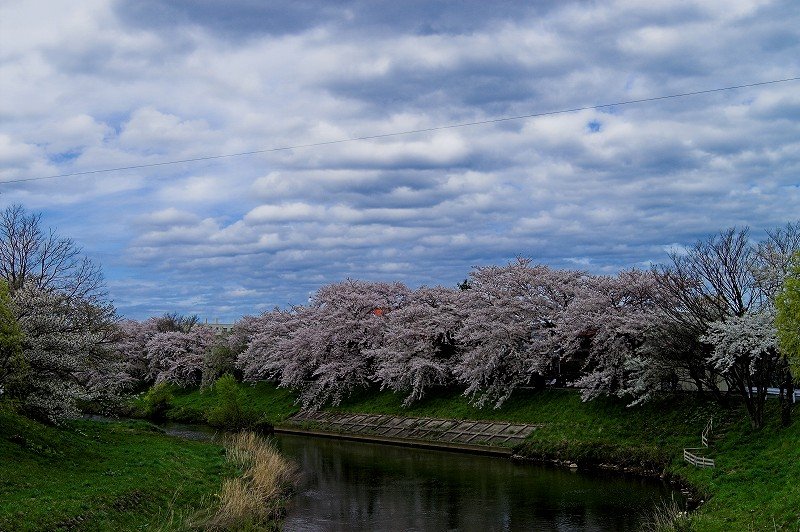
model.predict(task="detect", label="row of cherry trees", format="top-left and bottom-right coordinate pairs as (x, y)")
top-left (228, 266), bottom-right (673, 411)
top-left (114, 223), bottom-right (799, 429)
top-left (4, 201), bottom-right (794, 429)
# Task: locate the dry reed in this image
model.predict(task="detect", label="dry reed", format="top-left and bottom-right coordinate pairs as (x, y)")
top-left (640, 496), bottom-right (694, 532)
top-left (200, 432), bottom-right (297, 531)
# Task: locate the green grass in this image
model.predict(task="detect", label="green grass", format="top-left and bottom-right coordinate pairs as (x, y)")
top-left (679, 404), bottom-right (800, 531)
top-left (142, 382), bottom-right (800, 530)
top-left (0, 403), bottom-right (231, 531)
top-left (150, 381), bottom-right (300, 426)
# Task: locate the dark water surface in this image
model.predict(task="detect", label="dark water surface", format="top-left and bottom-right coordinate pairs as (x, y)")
top-left (273, 433), bottom-right (677, 532)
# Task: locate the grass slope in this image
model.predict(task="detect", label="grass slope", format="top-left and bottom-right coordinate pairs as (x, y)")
top-left (0, 404), bottom-right (231, 531)
top-left (151, 381), bottom-right (299, 426)
top-left (681, 407), bottom-right (800, 531)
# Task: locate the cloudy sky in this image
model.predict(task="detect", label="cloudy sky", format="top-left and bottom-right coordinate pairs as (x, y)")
top-left (1, 0), bottom-right (799, 320)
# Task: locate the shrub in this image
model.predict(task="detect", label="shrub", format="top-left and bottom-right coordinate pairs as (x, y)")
top-left (206, 374), bottom-right (259, 431)
top-left (0, 281), bottom-right (25, 402)
top-left (141, 382), bottom-right (174, 420)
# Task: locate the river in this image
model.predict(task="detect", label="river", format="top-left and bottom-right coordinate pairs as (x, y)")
top-left (271, 432), bottom-right (678, 531)
top-left (155, 422), bottom-right (678, 530)
top-left (85, 418), bottom-right (680, 529)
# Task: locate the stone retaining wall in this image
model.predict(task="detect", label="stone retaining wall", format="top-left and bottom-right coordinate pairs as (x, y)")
top-left (283, 411), bottom-right (539, 449)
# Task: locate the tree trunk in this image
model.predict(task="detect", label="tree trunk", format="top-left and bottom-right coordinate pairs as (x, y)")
top-left (744, 395), bottom-right (765, 429)
top-left (779, 359), bottom-right (794, 427)
top-left (737, 366), bottom-right (765, 429)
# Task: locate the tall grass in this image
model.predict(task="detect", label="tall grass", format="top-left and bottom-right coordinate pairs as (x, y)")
top-left (199, 432), bottom-right (297, 531)
top-left (641, 496), bottom-right (694, 532)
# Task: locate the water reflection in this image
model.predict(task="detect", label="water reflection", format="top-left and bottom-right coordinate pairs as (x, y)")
top-left (274, 433), bottom-right (676, 531)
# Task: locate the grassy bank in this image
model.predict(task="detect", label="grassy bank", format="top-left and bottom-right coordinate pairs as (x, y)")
top-left (135, 381), bottom-right (299, 426)
top-left (0, 404), bottom-right (294, 531)
top-left (152, 382), bottom-right (800, 531)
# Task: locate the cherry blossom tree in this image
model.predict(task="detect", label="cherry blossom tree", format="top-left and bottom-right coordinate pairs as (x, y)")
top-left (227, 314), bottom-right (267, 356)
top-left (114, 318), bottom-right (159, 388)
top-left (241, 280), bottom-right (410, 410)
top-left (567, 270), bottom-right (664, 403)
top-left (112, 313), bottom-right (229, 388)
top-left (702, 311), bottom-right (780, 429)
top-left (233, 280), bottom-right (412, 409)
top-left (454, 259), bottom-right (584, 407)
top-left (753, 222), bottom-right (800, 299)
top-left (145, 326), bottom-right (217, 387)
top-left (235, 308), bottom-right (306, 383)
top-left (11, 284), bottom-right (121, 423)
top-left (369, 286), bottom-right (463, 405)
top-left (294, 280), bottom-right (410, 409)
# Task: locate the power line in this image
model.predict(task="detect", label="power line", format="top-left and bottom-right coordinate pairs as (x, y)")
top-left (4, 76), bottom-right (800, 185)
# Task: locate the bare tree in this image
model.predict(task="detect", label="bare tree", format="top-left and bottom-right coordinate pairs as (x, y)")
top-left (155, 312), bottom-right (200, 333)
top-left (0, 204), bottom-right (105, 302)
top-left (653, 227), bottom-right (786, 428)
top-left (754, 221), bottom-right (800, 298)
top-left (652, 228), bottom-right (759, 396)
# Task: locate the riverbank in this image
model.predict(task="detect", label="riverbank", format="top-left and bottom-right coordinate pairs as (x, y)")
top-left (0, 404), bottom-right (294, 531)
top-left (149, 382), bottom-right (799, 530)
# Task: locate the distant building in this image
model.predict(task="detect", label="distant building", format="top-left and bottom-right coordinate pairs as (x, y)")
top-left (204, 318), bottom-right (233, 334)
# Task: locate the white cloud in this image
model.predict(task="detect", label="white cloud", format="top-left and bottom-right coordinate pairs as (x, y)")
top-left (0, 0), bottom-right (798, 320)
top-left (245, 202), bottom-right (323, 223)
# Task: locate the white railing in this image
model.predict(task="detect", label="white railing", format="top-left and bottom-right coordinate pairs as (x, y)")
top-left (684, 448), bottom-right (715, 468)
top-left (700, 416), bottom-right (712, 448)
top-left (684, 416), bottom-right (715, 468)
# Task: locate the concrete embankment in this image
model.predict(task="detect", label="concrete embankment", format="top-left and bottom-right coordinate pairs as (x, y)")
top-left (276, 411), bottom-right (540, 456)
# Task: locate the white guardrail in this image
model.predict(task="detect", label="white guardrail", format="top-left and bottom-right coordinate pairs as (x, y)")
top-left (751, 387), bottom-right (800, 403)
